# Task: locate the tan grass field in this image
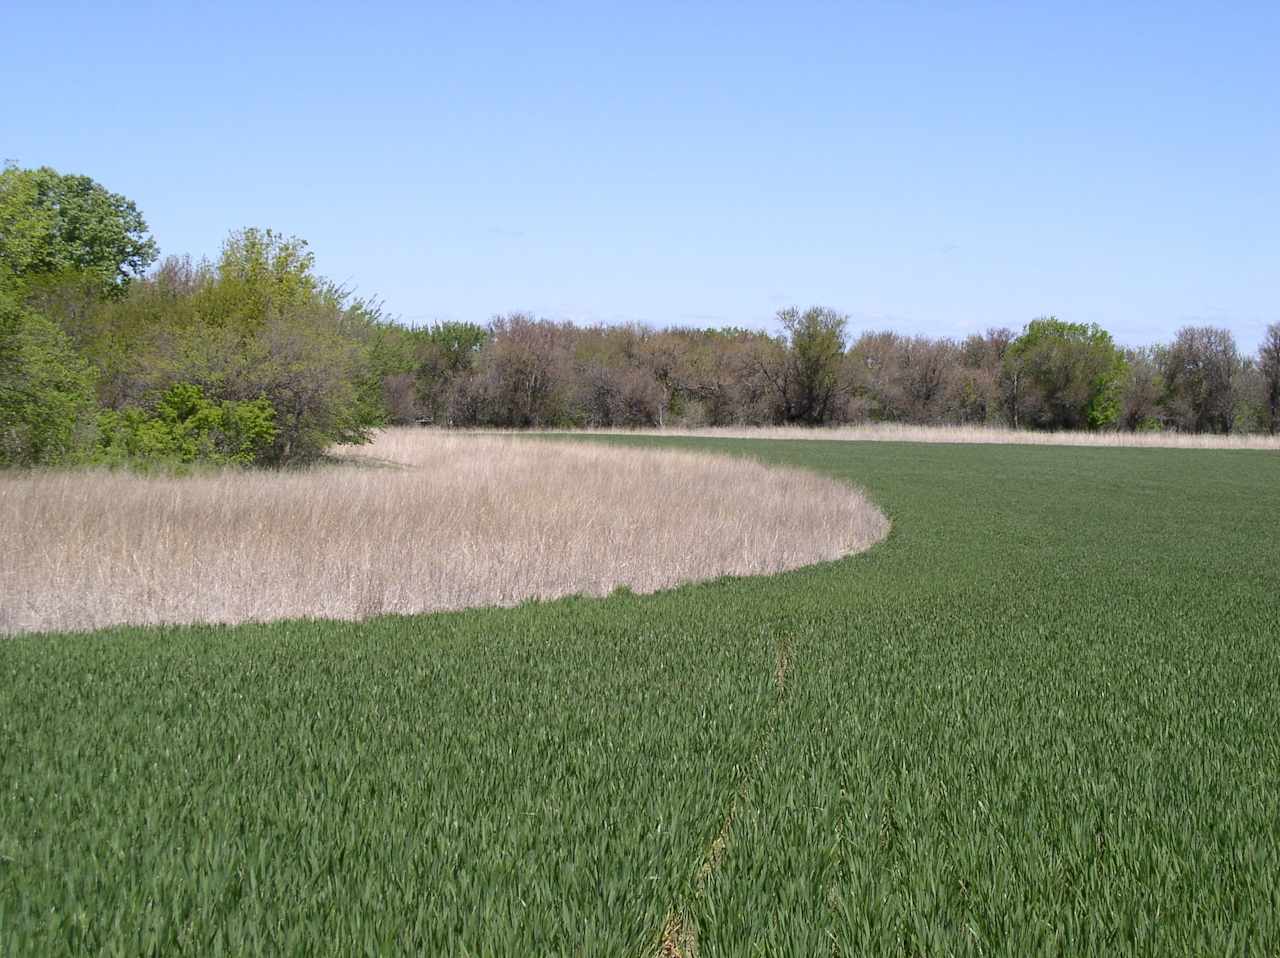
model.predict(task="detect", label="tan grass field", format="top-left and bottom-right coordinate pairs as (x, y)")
top-left (0, 430), bottom-right (888, 635)
top-left (567, 422), bottom-right (1280, 450)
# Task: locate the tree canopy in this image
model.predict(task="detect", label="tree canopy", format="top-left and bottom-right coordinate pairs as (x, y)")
top-left (0, 164), bottom-right (158, 296)
top-left (1005, 317), bottom-right (1128, 430)
top-left (763, 307), bottom-right (849, 424)
top-left (0, 294), bottom-right (97, 466)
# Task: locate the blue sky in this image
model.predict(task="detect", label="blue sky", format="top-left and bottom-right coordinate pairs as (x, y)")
top-left (5, 1), bottom-right (1278, 350)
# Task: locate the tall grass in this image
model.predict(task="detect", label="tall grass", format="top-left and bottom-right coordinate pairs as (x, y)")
top-left (0, 430), bottom-right (887, 635)
top-left (567, 422), bottom-right (1280, 449)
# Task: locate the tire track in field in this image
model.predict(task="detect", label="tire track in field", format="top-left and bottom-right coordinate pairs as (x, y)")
top-left (654, 632), bottom-right (797, 958)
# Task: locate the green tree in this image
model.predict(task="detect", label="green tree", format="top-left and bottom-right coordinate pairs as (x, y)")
top-left (759, 307), bottom-right (849, 424)
top-left (66, 230), bottom-right (383, 465)
top-left (0, 295), bottom-right (97, 466)
top-left (0, 164), bottom-right (158, 297)
top-left (1004, 318), bottom-right (1127, 430)
top-left (198, 228), bottom-right (328, 326)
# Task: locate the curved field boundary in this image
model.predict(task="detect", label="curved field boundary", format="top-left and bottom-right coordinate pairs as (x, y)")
top-left (0, 431), bottom-right (888, 635)
top-left (2, 437), bottom-right (1278, 953)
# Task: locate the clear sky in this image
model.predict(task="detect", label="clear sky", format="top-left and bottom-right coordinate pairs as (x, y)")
top-left (5, 1), bottom-right (1277, 350)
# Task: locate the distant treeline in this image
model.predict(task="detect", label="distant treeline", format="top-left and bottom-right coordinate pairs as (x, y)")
top-left (3, 163), bottom-right (1278, 469)
top-left (384, 312), bottom-right (1280, 438)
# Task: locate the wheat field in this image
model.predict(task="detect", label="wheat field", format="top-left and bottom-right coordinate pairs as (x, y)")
top-left (0, 430), bottom-right (888, 635)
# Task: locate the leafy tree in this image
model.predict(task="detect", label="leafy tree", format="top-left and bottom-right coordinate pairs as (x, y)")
top-left (785, 307), bottom-right (848, 423)
top-left (1003, 318), bottom-right (1127, 430)
top-left (199, 228), bottom-right (329, 326)
top-left (245, 307), bottom-right (375, 463)
top-left (1229, 361), bottom-right (1269, 435)
top-left (422, 321), bottom-right (489, 371)
top-left (0, 295), bottom-right (97, 466)
top-left (353, 321), bottom-right (422, 425)
top-left (0, 164), bottom-right (157, 296)
top-left (758, 307), bottom-right (849, 424)
top-left (61, 256), bottom-right (208, 409)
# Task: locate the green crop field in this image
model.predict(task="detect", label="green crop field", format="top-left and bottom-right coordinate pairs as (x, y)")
top-left (3, 437), bottom-right (1279, 956)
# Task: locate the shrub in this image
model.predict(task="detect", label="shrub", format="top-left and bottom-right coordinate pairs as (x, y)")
top-left (95, 383), bottom-right (276, 468)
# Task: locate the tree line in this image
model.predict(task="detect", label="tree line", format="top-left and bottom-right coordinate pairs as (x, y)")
top-left (3, 164), bottom-right (1278, 469)
top-left (380, 310), bottom-right (1280, 437)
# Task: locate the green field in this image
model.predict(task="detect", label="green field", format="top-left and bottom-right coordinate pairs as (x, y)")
top-left (3, 437), bottom-right (1279, 955)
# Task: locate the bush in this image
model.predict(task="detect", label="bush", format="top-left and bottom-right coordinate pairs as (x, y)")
top-left (95, 383), bottom-right (276, 468)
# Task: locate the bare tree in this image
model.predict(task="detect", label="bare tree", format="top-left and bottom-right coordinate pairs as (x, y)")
top-left (1261, 323), bottom-right (1280, 435)
top-left (847, 331), bottom-right (902, 420)
top-left (1119, 347), bottom-right (1163, 431)
top-left (1161, 326), bottom-right (1241, 433)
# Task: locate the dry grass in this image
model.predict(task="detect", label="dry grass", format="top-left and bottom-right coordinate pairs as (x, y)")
top-left (565, 423), bottom-right (1280, 450)
top-left (0, 430), bottom-right (888, 636)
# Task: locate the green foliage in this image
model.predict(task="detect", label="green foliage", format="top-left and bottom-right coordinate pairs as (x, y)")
top-left (0, 164), bottom-right (157, 297)
top-left (774, 306), bottom-right (849, 424)
top-left (363, 320), bottom-right (490, 426)
top-left (0, 296), bottom-right (97, 466)
top-left (64, 231), bottom-right (384, 465)
top-left (353, 316), bottom-right (426, 425)
top-left (4, 438), bottom-right (1279, 953)
top-left (197, 228), bottom-right (332, 327)
top-left (94, 383), bottom-right (276, 468)
top-left (1005, 317), bottom-right (1128, 429)
top-left (422, 320), bottom-right (488, 368)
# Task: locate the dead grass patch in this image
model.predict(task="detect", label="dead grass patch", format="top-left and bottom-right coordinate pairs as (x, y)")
top-left (566, 423), bottom-right (1280, 450)
top-left (1, 430), bottom-right (887, 635)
